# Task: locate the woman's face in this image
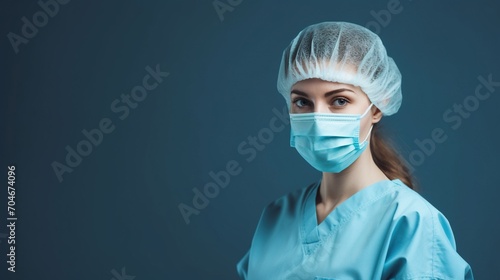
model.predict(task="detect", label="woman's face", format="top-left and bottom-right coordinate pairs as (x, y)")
top-left (290, 78), bottom-right (382, 140)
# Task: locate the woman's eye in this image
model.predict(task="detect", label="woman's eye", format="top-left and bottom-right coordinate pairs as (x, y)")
top-left (293, 98), bottom-right (310, 108)
top-left (333, 98), bottom-right (348, 107)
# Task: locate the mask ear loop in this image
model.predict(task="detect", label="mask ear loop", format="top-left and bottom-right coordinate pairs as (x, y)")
top-left (360, 103), bottom-right (374, 118)
top-left (359, 103), bottom-right (375, 145)
top-left (361, 125), bottom-right (374, 144)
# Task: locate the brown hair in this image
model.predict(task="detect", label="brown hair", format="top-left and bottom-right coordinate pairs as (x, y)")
top-left (370, 123), bottom-right (416, 190)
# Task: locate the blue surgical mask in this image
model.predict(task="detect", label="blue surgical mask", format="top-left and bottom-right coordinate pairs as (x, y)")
top-left (290, 103), bottom-right (374, 173)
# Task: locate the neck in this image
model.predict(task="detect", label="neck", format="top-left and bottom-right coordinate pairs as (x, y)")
top-left (318, 145), bottom-right (389, 208)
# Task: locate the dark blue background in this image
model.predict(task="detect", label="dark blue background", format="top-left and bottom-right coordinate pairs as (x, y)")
top-left (1, 0), bottom-right (498, 279)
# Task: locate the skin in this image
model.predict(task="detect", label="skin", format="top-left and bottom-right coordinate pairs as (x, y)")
top-left (290, 78), bottom-right (389, 225)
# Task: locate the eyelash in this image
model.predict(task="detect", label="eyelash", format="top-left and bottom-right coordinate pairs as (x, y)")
top-left (333, 97), bottom-right (349, 107)
top-left (291, 97), bottom-right (350, 108)
top-left (292, 97), bottom-right (311, 108)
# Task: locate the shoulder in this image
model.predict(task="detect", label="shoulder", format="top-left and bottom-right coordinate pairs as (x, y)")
top-left (390, 180), bottom-right (449, 221)
top-left (266, 182), bottom-right (313, 210)
top-left (386, 180), bottom-right (457, 250)
top-left (255, 181), bottom-right (316, 229)
top-left (362, 179), bottom-right (451, 235)
top-left (383, 180), bottom-right (473, 279)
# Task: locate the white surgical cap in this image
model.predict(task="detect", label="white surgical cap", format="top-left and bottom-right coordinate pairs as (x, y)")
top-left (277, 21), bottom-right (402, 116)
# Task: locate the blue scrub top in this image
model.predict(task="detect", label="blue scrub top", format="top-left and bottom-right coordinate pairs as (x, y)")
top-left (236, 179), bottom-right (473, 279)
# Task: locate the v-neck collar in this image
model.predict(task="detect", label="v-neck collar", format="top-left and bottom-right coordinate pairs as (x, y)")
top-left (300, 178), bottom-right (402, 248)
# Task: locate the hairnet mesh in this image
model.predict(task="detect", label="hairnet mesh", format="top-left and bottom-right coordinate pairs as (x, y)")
top-left (277, 22), bottom-right (402, 116)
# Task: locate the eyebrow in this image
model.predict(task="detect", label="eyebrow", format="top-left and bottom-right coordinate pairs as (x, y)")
top-left (291, 88), bottom-right (356, 98)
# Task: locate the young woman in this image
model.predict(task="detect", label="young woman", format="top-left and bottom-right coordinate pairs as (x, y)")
top-left (236, 22), bottom-right (473, 279)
